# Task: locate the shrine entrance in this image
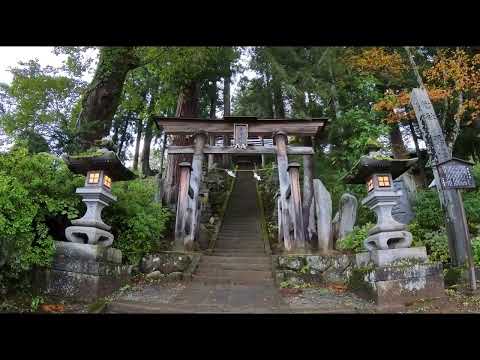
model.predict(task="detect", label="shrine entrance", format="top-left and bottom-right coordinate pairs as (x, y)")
top-left (154, 116), bottom-right (327, 253)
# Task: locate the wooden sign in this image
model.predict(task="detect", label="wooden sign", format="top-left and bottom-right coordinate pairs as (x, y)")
top-left (437, 159), bottom-right (476, 189)
top-left (234, 123), bottom-right (248, 149)
top-left (410, 89), bottom-right (452, 165)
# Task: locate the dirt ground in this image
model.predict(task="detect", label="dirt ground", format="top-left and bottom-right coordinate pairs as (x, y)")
top-left (3, 276), bottom-right (480, 314)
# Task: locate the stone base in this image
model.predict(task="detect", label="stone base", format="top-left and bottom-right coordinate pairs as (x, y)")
top-left (356, 247), bottom-right (428, 267)
top-left (349, 262), bottom-right (445, 306)
top-left (34, 241), bottom-right (130, 303)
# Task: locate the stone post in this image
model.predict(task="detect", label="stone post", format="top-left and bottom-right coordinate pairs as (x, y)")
top-left (313, 178), bottom-right (332, 252)
top-left (273, 130), bottom-right (293, 251)
top-left (175, 162), bottom-right (192, 251)
top-left (288, 162), bottom-right (305, 251)
top-left (184, 131), bottom-right (207, 251)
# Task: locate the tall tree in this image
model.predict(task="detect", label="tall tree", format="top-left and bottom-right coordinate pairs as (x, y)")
top-left (76, 47), bottom-right (140, 150)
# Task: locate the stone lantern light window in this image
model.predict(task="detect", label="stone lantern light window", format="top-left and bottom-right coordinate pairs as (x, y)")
top-left (88, 171), bottom-right (100, 184)
top-left (367, 177), bottom-right (374, 192)
top-left (103, 175), bottom-right (112, 189)
top-left (377, 175), bottom-right (391, 188)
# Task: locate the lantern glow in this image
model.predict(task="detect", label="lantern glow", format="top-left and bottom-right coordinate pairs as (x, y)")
top-left (103, 175), bottom-right (112, 189)
top-left (88, 171), bottom-right (100, 184)
top-left (378, 175), bottom-right (391, 188)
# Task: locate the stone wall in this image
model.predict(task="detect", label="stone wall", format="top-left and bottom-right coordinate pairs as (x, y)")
top-left (139, 251), bottom-right (200, 281)
top-left (273, 254), bottom-right (355, 286)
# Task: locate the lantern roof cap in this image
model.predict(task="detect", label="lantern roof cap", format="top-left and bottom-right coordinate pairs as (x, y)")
top-left (343, 156), bottom-right (418, 184)
top-left (63, 148), bottom-right (136, 181)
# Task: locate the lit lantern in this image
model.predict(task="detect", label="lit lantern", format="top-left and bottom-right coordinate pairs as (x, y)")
top-left (62, 149), bottom-right (135, 247)
top-left (344, 155), bottom-right (418, 251)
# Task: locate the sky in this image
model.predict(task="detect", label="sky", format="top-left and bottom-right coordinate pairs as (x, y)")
top-left (0, 46), bottom-right (98, 84)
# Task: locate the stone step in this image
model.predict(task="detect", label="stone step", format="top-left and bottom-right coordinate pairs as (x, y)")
top-left (201, 255), bottom-right (271, 264)
top-left (195, 267), bottom-right (272, 276)
top-left (215, 238), bottom-right (262, 243)
top-left (212, 251), bottom-right (267, 257)
top-left (198, 263), bottom-right (271, 271)
top-left (192, 274), bottom-right (273, 285)
top-left (219, 227), bottom-right (261, 231)
top-left (214, 244), bottom-right (265, 250)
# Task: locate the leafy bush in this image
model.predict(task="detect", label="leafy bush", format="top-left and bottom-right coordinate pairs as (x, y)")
top-left (104, 178), bottom-right (172, 265)
top-left (412, 190), bottom-right (443, 231)
top-left (0, 148), bottom-right (83, 291)
top-left (472, 236), bottom-right (480, 266)
top-left (337, 223), bottom-right (373, 253)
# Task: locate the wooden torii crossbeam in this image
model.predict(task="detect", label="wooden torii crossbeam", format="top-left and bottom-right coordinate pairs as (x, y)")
top-left (154, 116), bottom-right (329, 253)
top-left (154, 116), bottom-right (327, 137)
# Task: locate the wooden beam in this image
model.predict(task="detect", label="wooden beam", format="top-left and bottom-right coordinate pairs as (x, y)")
top-left (154, 118), bottom-right (327, 137)
top-left (167, 145), bottom-right (314, 155)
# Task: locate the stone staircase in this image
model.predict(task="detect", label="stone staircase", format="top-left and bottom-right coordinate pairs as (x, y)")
top-left (192, 163), bottom-right (273, 285)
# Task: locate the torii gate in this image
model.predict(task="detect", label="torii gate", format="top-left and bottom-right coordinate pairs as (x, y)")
top-left (154, 116), bottom-right (328, 253)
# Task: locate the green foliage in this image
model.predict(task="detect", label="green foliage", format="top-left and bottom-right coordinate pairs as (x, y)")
top-left (410, 223), bottom-right (451, 265)
top-left (30, 295), bottom-right (43, 312)
top-left (0, 58), bottom-right (87, 155)
top-left (104, 178), bottom-right (172, 265)
top-left (0, 147), bottom-right (83, 290)
top-left (328, 108), bottom-right (389, 170)
top-left (337, 223), bottom-right (374, 253)
top-left (472, 236), bottom-right (480, 266)
top-left (412, 190), bottom-right (443, 231)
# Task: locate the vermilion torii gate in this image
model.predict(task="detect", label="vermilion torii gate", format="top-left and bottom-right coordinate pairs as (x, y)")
top-left (154, 116), bottom-right (327, 253)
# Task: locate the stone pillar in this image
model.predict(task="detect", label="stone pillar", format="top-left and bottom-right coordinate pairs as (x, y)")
top-left (184, 132), bottom-right (207, 251)
top-left (333, 193), bottom-right (358, 248)
top-left (288, 162), bottom-right (305, 251)
top-left (175, 162), bottom-right (192, 251)
top-left (273, 131), bottom-right (293, 251)
top-left (303, 154), bottom-right (316, 247)
top-left (313, 178), bottom-right (332, 252)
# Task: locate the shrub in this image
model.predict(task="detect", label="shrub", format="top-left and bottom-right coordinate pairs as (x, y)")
top-left (472, 236), bottom-right (480, 266)
top-left (0, 148), bottom-right (83, 291)
top-left (337, 223), bottom-right (373, 253)
top-left (104, 178), bottom-right (172, 265)
top-left (412, 190), bottom-right (443, 231)
top-left (410, 220), bottom-right (451, 265)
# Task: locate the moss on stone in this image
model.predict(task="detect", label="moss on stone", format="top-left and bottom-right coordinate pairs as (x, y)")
top-left (347, 267), bottom-right (376, 299)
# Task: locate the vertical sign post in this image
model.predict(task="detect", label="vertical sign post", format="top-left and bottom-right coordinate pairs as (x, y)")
top-left (410, 88), bottom-right (477, 291)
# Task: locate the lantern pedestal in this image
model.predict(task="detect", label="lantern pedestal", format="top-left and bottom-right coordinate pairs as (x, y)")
top-left (34, 242), bottom-right (131, 303)
top-left (345, 154), bottom-right (445, 306)
top-left (351, 247), bottom-right (445, 306)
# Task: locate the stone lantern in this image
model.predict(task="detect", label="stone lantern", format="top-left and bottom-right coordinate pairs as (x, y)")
top-left (63, 149), bottom-right (135, 247)
top-left (345, 155), bottom-right (418, 252)
top-left (343, 150), bottom-right (445, 306)
top-left (34, 148), bottom-right (135, 302)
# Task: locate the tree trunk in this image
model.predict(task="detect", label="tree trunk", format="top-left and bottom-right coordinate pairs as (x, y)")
top-left (77, 47), bottom-right (139, 150)
top-left (448, 91), bottom-right (464, 155)
top-left (141, 117), bottom-right (154, 177)
top-left (208, 82), bottom-right (217, 171)
top-left (132, 118), bottom-right (143, 172)
top-left (163, 81), bottom-right (200, 205)
top-left (116, 114), bottom-right (130, 158)
top-left (390, 123), bottom-right (409, 159)
top-left (409, 120), bottom-right (427, 187)
top-left (273, 82), bottom-right (285, 118)
top-left (140, 94), bottom-right (156, 177)
top-left (328, 59), bottom-right (342, 120)
top-left (222, 75), bottom-right (231, 168)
